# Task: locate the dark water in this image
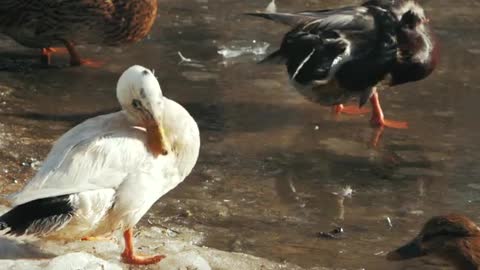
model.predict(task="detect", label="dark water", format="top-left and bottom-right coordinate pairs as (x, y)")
top-left (0, 0), bottom-right (479, 269)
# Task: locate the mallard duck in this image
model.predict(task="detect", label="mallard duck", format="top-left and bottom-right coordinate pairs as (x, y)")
top-left (0, 0), bottom-right (158, 66)
top-left (247, 0), bottom-right (439, 129)
top-left (0, 65), bottom-right (200, 265)
top-left (387, 214), bottom-right (480, 270)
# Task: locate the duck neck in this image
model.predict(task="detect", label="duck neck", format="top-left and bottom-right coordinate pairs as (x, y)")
top-left (440, 238), bottom-right (480, 270)
top-left (390, 26), bottom-right (438, 85)
top-left (172, 133), bottom-right (200, 180)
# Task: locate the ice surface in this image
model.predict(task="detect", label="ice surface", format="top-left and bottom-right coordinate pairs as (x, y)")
top-left (0, 252), bottom-right (122, 270)
top-left (217, 40), bottom-right (270, 59)
top-left (0, 206), bottom-right (308, 270)
top-left (161, 251), bottom-right (211, 270)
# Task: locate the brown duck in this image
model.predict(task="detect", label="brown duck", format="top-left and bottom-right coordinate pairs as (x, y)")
top-left (388, 214), bottom-right (480, 270)
top-left (0, 0), bottom-right (158, 66)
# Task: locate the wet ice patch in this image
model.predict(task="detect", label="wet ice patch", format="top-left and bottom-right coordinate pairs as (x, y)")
top-left (161, 251), bottom-right (211, 270)
top-left (181, 71), bottom-right (219, 81)
top-left (0, 214), bottom-right (308, 270)
top-left (217, 40), bottom-right (270, 59)
top-left (318, 138), bottom-right (377, 158)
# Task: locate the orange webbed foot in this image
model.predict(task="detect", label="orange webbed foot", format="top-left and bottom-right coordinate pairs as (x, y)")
top-left (46, 47), bottom-right (69, 54)
top-left (382, 119), bottom-right (409, 129)
top-left (369, 91), bottom-right (408, 129)
top-left (370, 117), bottom-right (408, 129)
top-left (333, 104), bottom-right (371, 115)
top-left (121, 228), bottom-right (165, 265)
top-left (121, 252), bottom-right (165, 265)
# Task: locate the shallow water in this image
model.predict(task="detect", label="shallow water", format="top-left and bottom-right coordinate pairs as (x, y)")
top-left (0, 0), bottom-right (479, 269)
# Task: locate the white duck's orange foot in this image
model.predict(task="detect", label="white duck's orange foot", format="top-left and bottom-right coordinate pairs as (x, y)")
top-left (121, 252), bottom-right (165, 265)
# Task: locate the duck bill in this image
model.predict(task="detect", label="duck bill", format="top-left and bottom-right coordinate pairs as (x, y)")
top-left (387, 239), bottom-right (427, 261)
top-left (145, 120), bottom-right (169, 157)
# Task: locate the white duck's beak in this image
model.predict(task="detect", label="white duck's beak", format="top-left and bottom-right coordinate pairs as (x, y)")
top-left (144, 105), bottom-right (170, 157)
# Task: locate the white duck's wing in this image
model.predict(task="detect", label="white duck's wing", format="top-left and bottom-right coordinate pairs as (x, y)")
top-left (9, 111), bottom-right (155, 206)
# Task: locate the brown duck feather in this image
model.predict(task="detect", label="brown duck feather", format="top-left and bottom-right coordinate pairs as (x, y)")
top-left (0, 0), bottom-right (157, 63)
top-left (0, 0), bottom-right (157, 48)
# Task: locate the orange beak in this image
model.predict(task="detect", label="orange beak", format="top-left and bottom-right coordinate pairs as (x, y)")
top-left (145, 120), bottom-right (169, 157)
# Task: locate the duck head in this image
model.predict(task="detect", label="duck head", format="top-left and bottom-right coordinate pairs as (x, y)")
top-left (117, 65), bottom-right (171, 157)
top-left (389, 1), bottom-right (439, 85)
top-left (400, 9), bottom-right (428, 28)
top-left (387, 214), bottom-right (480, 270)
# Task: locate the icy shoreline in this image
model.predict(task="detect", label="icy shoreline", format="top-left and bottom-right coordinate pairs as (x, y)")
top-left (0, 231), bottom-right (308, 270)
top-left (0, 207), bottom-right (311, 270)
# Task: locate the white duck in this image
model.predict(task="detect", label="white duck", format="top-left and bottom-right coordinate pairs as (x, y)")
top-left (0, 65), bottom-right (200, 265)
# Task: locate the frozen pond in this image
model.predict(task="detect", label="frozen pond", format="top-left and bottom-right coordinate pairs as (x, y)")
top-left (0, 0), bottom-right (479, 269)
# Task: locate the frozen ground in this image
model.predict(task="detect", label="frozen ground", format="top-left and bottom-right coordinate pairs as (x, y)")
top-left (0, 203), bottom-right (310, 270)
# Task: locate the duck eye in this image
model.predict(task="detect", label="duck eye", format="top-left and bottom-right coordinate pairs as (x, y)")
top-left (132, 99), bottom-right (142, 110)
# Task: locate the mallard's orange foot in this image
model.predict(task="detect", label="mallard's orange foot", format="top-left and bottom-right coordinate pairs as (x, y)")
top-left (333, 104), bottom-right (371, 115)
top-left (46, 47), bottom-right (69, 54)
top-left (41, 48), bottom-right (52, 66)
top-left (70, 59), bottom-right (104, 68)
top-left (121, 252), bottom-right (165, 265)
top-left (370, 126), bottom-right (385, 147)
top-left (370, 117), bottom-right (408, 129)
top-left (368, 91), bottom-right (408, 129)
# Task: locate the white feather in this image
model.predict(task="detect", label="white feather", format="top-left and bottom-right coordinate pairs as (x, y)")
top-left (291, 48), bottom-right (315, 81)
top-left (392, 0), bottom-right (426, 20)
top-left (265, 0), bottom-right (276, 13)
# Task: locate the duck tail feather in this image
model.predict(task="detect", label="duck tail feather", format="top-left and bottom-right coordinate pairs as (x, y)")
top-left (244, 12), bottom-right (306, 26)
top-left (0, 194), bottom-right (76, 237)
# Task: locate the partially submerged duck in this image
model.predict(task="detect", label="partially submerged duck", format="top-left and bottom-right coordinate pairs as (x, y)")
top-left (0, 0), bottom-right (158, 67)
top-left (387, 214), bottom-right (480, 270)
top-left (0, 65), bottom-right (200, 265)
top-left (247, 0), bottom-right (439, 129)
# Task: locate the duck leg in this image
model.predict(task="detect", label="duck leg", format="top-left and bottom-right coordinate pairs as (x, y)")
top-left (332, 104), bottom-right (371, 115)
top-left (62, 40), bottom-right (103, 67)
top-left (370, 126), bottom-right (385, 147)
top-left (40, 48), bottom-right (53, 65)
top-left (369, 90), bottom-right (408, 129)
top-left (121, 228), bottom-right (165, 265)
